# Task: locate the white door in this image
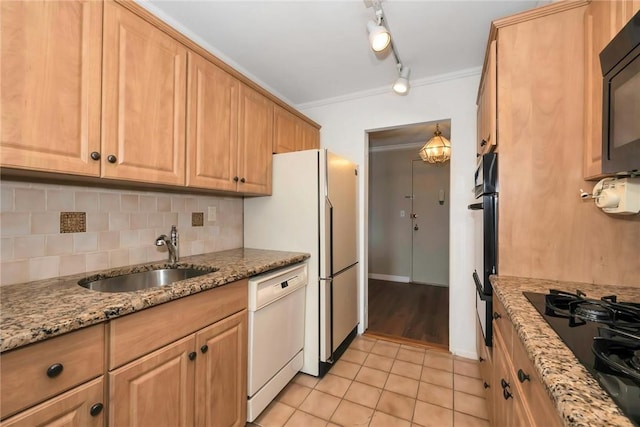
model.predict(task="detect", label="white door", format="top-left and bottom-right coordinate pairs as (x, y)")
top-left (411, 160), bottom-right (450, 286)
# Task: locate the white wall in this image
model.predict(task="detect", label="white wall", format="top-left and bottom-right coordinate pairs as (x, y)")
top-left (299, 72), bottom-right (480, 358)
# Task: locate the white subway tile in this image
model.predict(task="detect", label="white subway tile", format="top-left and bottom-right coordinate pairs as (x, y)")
top-left (99, 193), bottom-right (120, 212)
top-left (86, 252), bottom-right (109, 272)
top-left (148, 213), bottom-right (164, 228)
top-left (98, 231), bottom-right (120, 251)
top-left (59, 254), bottom-right (86, 277)
top-left (109, 249), bottom-right (129, 268)
top-left (73, 232), bottom-right (98, 253)
top-left (139, 195), bottom-right (157, 212)
top-left (14, 235), bottom-right (46, 259)
top-left (15, 188), bottom-right (46, 212)
top-left (29, 256), bottom-right (60, 281)
top-left (185, 198), bottom-right (198, 212)
top-left (1, 212), bottom-right (30, 236)
top-left (171, 196), bottom-right (185, 213)
top-left (87, 213), bottom-right (109, 232)
top-left (191, 240), bottom-right (204, 255)
top-left (0, 186), bottom-right (14, 212)
top-left (45, 234), bottom-right (74, 256)
top-left (1, 259), bottom-right (29, 285)
top-left (120, 230), bottom-right (139, 248)
top-left (46, 189), bottom-right (74, 211)
top-left (109, 213), bottom-right (130, 231)
top-left (31, 212), bottom-right (59, 234)
top-left (178, 213), bottom-right (191, 228)
top-left (138, 229), bottom-right (156, 245)
top-left (75, 192), bottom-right (99, 212)
top-left (157, 196), bottom-right (171, 212)
top-left (1, 237), bottom-right (14, 260)
top-left (128, 248), bottom-right (147, 265)
top-left (163, 213), bottom-right (178, 228)
top-left (121, 194), bottom-right (139, 212)
top-left (130, 213), bottom-right (148, 230)
top-left (147, 246), bottom-right (166, 262)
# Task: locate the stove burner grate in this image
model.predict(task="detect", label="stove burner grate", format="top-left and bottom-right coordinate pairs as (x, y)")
top-left (545, 289), bottom-right (640, 328)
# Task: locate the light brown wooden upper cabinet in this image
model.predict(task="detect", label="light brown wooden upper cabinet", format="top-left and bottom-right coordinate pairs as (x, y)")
top-left (237, 85), bottom-right (273, 195)
top-left (0, 0), bottom-right (103, 176)
top-left (584, 0), bottom-right (640, 180)
top-left (186, 51), bottom-right (239, 192)
top-left (273, 105), bottom-right (320, 154)
top-left (101, 1), bottom-right (187, 186)
top-left (477, 40), bottom-right (497, 156)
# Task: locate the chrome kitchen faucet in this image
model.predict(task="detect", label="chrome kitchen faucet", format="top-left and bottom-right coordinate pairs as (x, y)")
top-left (155, 225), bottom-right (179, 264)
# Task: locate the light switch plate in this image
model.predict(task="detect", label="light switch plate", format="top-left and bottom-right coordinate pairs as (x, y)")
top-left (208, 206), bottom-right (217, 221)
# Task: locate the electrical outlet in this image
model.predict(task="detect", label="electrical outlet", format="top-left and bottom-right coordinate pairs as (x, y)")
top-left (400, 210), bottom-right (405, 218)
top-left (207, 206), bottom-right (217, 221)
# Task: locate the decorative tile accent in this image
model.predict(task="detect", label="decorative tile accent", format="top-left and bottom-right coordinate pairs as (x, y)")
top-left (60, 212), bottom-right (86, 233)
top-left (192, 212), bottom-right (204, 227)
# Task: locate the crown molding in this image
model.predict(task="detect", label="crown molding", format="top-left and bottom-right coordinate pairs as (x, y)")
top-left (369, 142), bottom-right (424, 153)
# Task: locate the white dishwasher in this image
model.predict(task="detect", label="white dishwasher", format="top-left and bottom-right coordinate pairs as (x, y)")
top-left (247, 262), bottom-right (308, 422)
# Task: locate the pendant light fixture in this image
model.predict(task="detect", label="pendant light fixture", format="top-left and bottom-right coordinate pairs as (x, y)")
top-left (419, 124), bottom-right (451, 164)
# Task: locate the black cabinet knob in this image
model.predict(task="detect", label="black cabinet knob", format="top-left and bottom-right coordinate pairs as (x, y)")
top-left (517, 369), bottom-right (530, 383)
top-left (46, 363), bottom-right (64, 378)
top-left (233, 176), bottom-right (239, 182)
top-left (107, 155), bottom-right (117, 164)
top-left (200, 345), bottom-right (208, 354)
top-left (90, 152), bottom-right (101, 161)
top-left (481, 139), bottom-right (487, 147)
top-left (188, 352), bottom-right (197, 361)
top-left (479, 356), bottom-right (485, 362)
top-left (493, 312), bottom-right (501, 320)
top-left (483, 382), bottom-right (490, 389)
top-left (90, 403), bottom-right (103, 417)
top-left (240, 177), bottom-right (246, 183)
top-left (503, 387), bottom-right (513, 400)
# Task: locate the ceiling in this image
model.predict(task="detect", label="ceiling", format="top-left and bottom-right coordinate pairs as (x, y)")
top-left (143, 0), bottom-right (546, 107)
top-left (369, 120), bottom-right (450, 148)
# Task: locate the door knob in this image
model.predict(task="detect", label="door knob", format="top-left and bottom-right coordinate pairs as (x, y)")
top-left (414, 224), bottom-right (419, 231)
top-left (410, 213), bottom-right (418, 219)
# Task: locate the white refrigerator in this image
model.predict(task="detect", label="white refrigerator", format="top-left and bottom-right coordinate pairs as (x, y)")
top-left (244, 149), bottom-right (359, 377)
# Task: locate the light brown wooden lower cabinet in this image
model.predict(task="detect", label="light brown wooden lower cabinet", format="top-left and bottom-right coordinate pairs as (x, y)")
top-left (0, 377), bottom-right (104, 427)
top-left (109, 310), bottom-right (247, 427)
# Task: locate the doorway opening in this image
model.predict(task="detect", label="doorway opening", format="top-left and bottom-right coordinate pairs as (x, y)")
top-left (366, 120), bottom-right (451, 349)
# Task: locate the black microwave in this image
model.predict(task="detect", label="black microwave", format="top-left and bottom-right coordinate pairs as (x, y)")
top-left (600, 10), bottom-right (640, 175)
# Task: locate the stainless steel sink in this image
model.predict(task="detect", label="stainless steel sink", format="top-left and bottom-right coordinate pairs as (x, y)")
top-left (78, 267), bottom-right (218, 293)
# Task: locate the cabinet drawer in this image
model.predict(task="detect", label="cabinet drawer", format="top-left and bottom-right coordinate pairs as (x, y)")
top-left (0, 325), bottom-right (105, 419)
top-left (492, 296), bottom-right (513, 354)
top-left (511, 333), bottom-right (562, 427)
top-left (476, 317), bottom-right (492, 401)
top-left (109, 279), bottom-right (247, 369)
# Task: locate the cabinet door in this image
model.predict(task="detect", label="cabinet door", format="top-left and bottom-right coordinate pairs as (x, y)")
top-left (237, 85), bottom-right (273, 195)
top-left (102, 1), bottom-right (186, 186)
top-left (492, 326), bottom-right (513, 427)
top-left (186, 51), bottom-right (239, 191)
top-left (195, 310), bottom-right (247, 427)
top-left (0, 0), bottom-right (102, 176)
top-left (109, 335), bottom-right (195, 427)
top-left (478, 40), bottom-right (497, 155)
top-left (1, 377), bottom-right (104, 427)
top-left (273, 105), bottom-right (298, 154)
top-left (298, 121), bottom-right (320, 151)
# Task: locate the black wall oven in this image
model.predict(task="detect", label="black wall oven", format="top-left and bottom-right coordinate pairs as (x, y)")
top-left (469, 153), bottom-right (498, 347)
top-left (600, 9), bottom-right (640, 175)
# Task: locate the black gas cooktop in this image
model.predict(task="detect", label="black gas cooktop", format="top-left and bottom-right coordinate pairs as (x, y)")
top-left (524, 290), bottom-right (640, 425)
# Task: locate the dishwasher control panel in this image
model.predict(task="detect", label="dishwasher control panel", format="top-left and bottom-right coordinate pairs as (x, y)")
top-left (248, 263), bottom-right (308, 311)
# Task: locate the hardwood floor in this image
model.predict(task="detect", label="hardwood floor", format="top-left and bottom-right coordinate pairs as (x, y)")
top-left (367, 279), bottom-right (449, 348)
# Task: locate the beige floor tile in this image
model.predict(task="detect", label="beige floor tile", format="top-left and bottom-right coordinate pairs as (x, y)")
top-left (342, 348), bottom-right (368, 364)
top-left (344, 381), bottom-right (382, 408)
top-left (315, 373), bottom-right (352, 398)
top-left (376, 390), bottom-right (416, 421)
top-left (412, 400), bottom-right (453, 427)
top-left (350, 335), bottom-right (377, 352)
top-left (355, 366), bottom-right (389, 388)
top-left (370, 340), bottom-right (400, 358)
top-left (420, 367), bottom-right (453, 389)
top-left (276, 382), bottom-right (313, 408)
top-left (453, 391), bottom-right (488, 420)
top-left (453, 411), bottom-right (491, 427)
top-left (299, 390), bottom-right (341, 421)
top-left (284, 410), bottom-right (328, 427)
top-left (254, 401), bottom-right (295, 427)
top-left (293, 372), bottom-right (320, 389)
top-left (424, 353), bottom-right (453, 372)
top-left (369, 410), bottom-right (411, 427)
top-left (330, 360), bottom-right (361, 380)
top-left (417, 381), bottom-right (453, 409)
top-left (454, 359), bottom-right (481, 379)
top-left (454, 374), bottom-right (485, 397)
top-left (364, 353), bottom-right (394, 372)
top-left (384, 373), bottom-right (419, 398)
top-left (331, 400), bottom-right (374, 426)
top-left (391, 359), bottom-right (422, 379)
top-left (396, 348), bottom-right (425, 365)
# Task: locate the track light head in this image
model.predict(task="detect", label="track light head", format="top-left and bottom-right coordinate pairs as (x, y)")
top-left (367, 20), bottom-right (390, 52)
top-left (392, 66), bottom-right (410, 95)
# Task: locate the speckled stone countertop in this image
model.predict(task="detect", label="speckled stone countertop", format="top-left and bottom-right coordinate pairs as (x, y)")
top-left (491, 275), bottom-right (640, 427)
top-left (0, 248), bottom-right (309, 353)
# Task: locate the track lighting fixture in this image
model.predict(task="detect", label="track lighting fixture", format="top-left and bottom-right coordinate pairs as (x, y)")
top-left (365, 0), bottom-right (411, 95)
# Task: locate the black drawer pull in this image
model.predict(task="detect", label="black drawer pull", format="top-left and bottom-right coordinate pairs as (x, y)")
top-left (200, 345), bottom-right (208, 354)
top-left (480, 139), bottom-right (487, 147)
top-left (483, 382), bottom-right (490, 389)
top-left (240, 177), bottom-right (246, 183)
top-left (500, 378), bottom-right (509, 389)
top-left (188, 351), bottom-right (197, 361)
top-left (517, 369), bottom-right (530, 383)
top-left (46, 363), bottom-right (64, 378)
top-left (90, 403), bottom-right (103, 417)
top-left (493, 312), bottom-right (501, 320)
top-left (233, 176), bottom-right (239, 182)
top-left (503, 387), bottom-right (513, 400)
top-left (90, 152), bottom-right (101, 161)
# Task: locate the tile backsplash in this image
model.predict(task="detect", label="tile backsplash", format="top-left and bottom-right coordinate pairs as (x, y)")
top-left (0, 180), bottom-right (243, 286)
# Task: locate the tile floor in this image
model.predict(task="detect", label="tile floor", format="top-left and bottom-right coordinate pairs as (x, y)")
top-left (252, 335), bottom-right (490, 427)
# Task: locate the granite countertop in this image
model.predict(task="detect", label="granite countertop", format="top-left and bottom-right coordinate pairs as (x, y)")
top-left (0, 248), bottom-right (309, 353)
top-left (491, 275), bottom-right (640, 427)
